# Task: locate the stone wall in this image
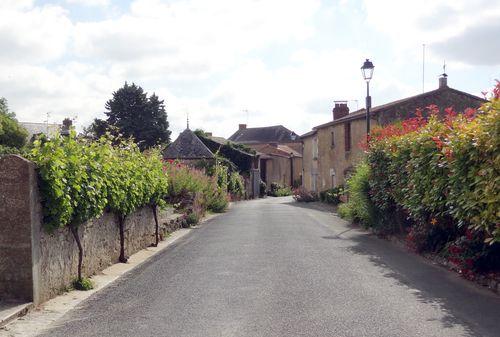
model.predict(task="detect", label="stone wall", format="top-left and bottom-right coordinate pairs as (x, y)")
top-left (0, 155), bottom-right (40, 302)
top-left (0, 155), bottom-right (183, 305)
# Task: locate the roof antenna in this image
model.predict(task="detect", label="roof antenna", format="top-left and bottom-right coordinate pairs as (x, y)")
top-left (442, 60), bottom-right (447, 77)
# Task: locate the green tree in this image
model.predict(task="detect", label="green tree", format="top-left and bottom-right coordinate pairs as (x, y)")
top-left (102, 82), bottom-right (171, 150)
top-left (0, 98), bottom-right (28, 149)
top-left (83, 118), bottom-right (113, 139)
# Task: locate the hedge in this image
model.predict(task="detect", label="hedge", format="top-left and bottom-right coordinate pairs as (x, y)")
top-left (367, 87), bottom-right (499, 244)
top-left (340, 82), bottom-right (500, 275)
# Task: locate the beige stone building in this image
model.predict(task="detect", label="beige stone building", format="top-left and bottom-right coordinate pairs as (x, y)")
top-left (302, 76), bottom-right (485, 192)
top-left (228, 124), bottom-right (302, 187)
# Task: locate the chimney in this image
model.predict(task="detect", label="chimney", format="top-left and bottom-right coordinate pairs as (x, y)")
top-left (205, 132), bottom-right (213, 137)
top-left (439, 73), bottom-right (448, 89)
top-left (333, 101), bottom-right (349, 120)
top-left (239, 123), bottom-right (247, 130)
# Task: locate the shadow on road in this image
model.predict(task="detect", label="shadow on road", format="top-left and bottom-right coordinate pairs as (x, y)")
top-left (344, 231), bottom-right (500, 337)
top-left (282, 200), bottom-right (337, 214)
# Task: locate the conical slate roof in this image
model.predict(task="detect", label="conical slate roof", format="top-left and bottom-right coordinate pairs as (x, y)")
top-left (163, 129), bottom-right (215, 160)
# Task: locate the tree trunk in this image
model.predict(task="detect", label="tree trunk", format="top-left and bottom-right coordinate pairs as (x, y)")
top-left (70, 225), bottom-right (83, 281)
top-left (118, 214), bottom-right (128, 263)
top-left (152, 204), bottom-right (159, 247)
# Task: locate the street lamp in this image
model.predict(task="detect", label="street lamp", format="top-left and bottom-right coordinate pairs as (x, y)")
top-left (361, 58), bottom-right (374, 135)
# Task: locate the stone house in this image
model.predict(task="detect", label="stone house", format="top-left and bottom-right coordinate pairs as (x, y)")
top-left (301, 75), bottom-right (486, 192)
top-left (163, 128), bottom-right (261, 198)
top-left (228, 124), bottom-right (302, 187)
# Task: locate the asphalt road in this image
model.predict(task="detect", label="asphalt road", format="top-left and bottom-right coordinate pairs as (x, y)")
top-left (38, 197), bottom-right (500, 337)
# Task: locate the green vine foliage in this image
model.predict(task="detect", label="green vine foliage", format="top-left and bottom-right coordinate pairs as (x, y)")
top-left (228, 171), bottom-right (245, 199)
top-left (29, 133), bottom-right (169, 230)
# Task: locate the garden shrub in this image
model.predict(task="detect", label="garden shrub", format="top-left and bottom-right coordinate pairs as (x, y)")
top-left (268, 182), bottom-right (292, 197)
top-left (293, 187), bottom-right (318, 202)
top-left (259, 180), bottom-right (267, 197)
top-left (228, 171), bottom-right (245, 200)
top-left (72, 277), bottom-right (94, 291)
top-left (319, 186), bottom-right (345, 205)
top-left (360, 82), bottom-right (500, 274)
top-left (164, 161), bottom-right (229, 215)
top-left (367, 86), bottom-right (500, 244)
top-left (338, 162), bottom-right (379, 228)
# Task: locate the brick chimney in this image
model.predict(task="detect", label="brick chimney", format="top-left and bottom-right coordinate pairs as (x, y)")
top-left (205, 132), bottom-right (212, 137)
top-left (439, 73), bottom-right (448, 89)
top-left (239, 124), bottom-right (247, 130)
top-left (333, 101), bottom-right (349, 120)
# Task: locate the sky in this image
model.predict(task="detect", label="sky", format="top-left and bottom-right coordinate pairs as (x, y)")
top-left (1, 0), bottom-right (499, 139)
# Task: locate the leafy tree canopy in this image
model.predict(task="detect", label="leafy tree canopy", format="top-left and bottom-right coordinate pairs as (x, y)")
top-left (0, 98), bottom-right (28, 149)
top-left (87, 83), bottom-right (171, 150)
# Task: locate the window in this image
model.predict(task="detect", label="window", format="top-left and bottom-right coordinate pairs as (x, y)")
top-left (331, 130), bottom-right (335, 147)
top-left (330, 168), bottom-right (336, 187)
top-left (312, 137), bottom-right (318, 159)
top-left (344, 122), bottom-right (351, 152)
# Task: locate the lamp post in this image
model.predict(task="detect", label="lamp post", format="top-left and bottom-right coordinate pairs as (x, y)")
top-left (361, 59), bottom-right (374, 135)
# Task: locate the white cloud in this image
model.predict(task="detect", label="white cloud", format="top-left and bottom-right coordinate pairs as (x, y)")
top-left (73, 0), bottom-right (320, 77)
top-left (0, 0), bottom-right (34, 10)
top-left (362, 0), bottom-right (500, 64)
top-left (66, 0), bottom-right (110, 6)
top-left (0, 0), bottom-right (494, 140)
top-left (0, 4), bottom-right (72, 63)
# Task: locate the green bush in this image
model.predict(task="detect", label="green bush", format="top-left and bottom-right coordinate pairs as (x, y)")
top-left (268, 182), bottom-right (292, 197)
top-left (319, 186), bottom-right (345, 205)
top-left (259, 180), bottom-right (267, 197)
top-left (367, 92), bottom-right (500, 244)
top-left (293, 187), bottom-right (318, 202)
top-left (207, 189), bottom-right (229, 213)
top-left (338, 162), bottom-right (378, 228)
top-left (228, 171), bottom-right (245, 199)
top-left (362, 83), bottom-right (500, 274)
top-left (72, 277), bottom-right (94, 291)
top-left (165, 161), bottom-right (229, 214)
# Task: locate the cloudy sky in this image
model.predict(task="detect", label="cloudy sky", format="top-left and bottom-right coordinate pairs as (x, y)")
top-left (1, 0), bottom-right (499, 139)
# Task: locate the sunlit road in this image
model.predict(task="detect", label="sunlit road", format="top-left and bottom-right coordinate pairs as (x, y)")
top-left (37, 197), bottom-right (500, 337)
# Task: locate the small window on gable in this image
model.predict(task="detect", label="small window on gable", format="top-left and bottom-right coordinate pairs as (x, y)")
top-left (344, 122), bottom-right (351, 152)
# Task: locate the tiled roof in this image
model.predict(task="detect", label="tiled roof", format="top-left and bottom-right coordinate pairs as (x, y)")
top-left (300, 130), bottom-right (317, 138)
top-left (208, 136), bottom-right (228, 144)
top-left (228, 125), bottom-right (300, 144)
top-left (163, 129), bottom-right (214, 160)
top-left (313, 86), bottom-right (485, 130)
top-left (256, 144), bottom-right (302, 158)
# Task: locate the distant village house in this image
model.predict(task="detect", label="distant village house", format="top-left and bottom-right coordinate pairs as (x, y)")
top-left (228, 124), bottom-right (302, 187)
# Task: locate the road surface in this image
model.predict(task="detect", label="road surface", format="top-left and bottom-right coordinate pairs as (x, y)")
top-left (36, 197), bottom-right (500, 337)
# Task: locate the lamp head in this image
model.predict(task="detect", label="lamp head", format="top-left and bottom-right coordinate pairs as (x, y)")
top-left (361, 58), bottom-right (374, 81)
